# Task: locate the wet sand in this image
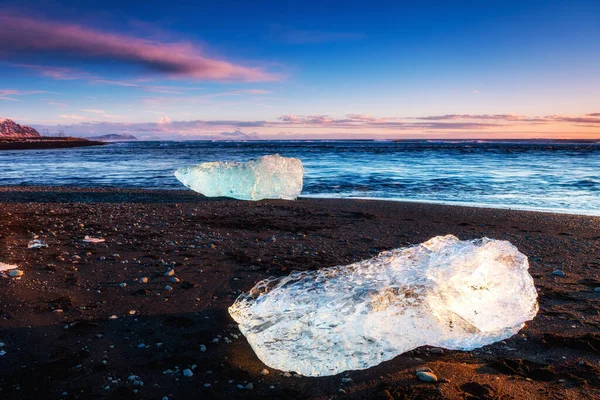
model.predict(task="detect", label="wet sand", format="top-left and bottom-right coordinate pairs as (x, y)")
top-left (0, 186), bottom-right (599, 399)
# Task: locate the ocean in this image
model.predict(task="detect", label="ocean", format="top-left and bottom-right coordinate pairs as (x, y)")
top-left (1, 140), bottom-right (599, 215)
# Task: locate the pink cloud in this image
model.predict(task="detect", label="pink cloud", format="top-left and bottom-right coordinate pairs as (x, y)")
top-left (14, 64), bottom-right (92, 80)
top-left (0, 89), bottom-right (48, 101)
top-left (0, 14), bottom-right (279, 82)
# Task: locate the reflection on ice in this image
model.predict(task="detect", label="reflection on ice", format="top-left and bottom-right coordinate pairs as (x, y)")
top-left (229, 235), bottom-right (538, 376)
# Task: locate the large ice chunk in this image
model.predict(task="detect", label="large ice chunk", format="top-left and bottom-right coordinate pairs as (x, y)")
top-left (229, 235), bottom-right (538, 377)
top-left (174, 154), bottom-right (303, 201)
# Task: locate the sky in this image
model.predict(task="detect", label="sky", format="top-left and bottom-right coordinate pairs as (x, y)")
top-left (0, 0), bottom-right (599, 140)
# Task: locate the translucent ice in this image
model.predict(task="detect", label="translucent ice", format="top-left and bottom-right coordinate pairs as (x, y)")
top-left (174, 154), bottom-right (303, 201)
top-left (229, 235), bottom-right (538, 377)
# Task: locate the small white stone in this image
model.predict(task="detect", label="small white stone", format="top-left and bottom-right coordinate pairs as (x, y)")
top-left (245, 383), bottom-right (254, 390)
top-left (200, 344), bottom-right (206, 352)
top-left (260, 368), bottom-right (269, 376)
top-left (183, 369), bottom-right (193, 377)
top-left (119, 282), bottom-right (127, 287)
top-left (204, 383), bottom-right (211, 388)
top-left (551, 269), bottom-right (565, 277)
top-left (165, 285), bottom-right (173, 291)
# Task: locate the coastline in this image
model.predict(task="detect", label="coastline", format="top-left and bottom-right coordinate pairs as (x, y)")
top-left (0, 187), bottom-right (599, 399)
top-left (0, 137), bottom-right (105, 150)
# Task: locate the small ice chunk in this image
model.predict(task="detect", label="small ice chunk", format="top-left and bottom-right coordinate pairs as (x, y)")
top-left (0, 263), bottom-right (19, 272)
top-left (229, 235), bottom-right (538, 377)
top-left (28, 239), bottom-right (48, 249)
top-left (175, 154), bottom-right (303, 201)
top-left (83, 236), bottom-right (105, 243)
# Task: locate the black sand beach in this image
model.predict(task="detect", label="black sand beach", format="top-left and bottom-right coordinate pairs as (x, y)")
top-left (0, 187), bottom-right (599, 399)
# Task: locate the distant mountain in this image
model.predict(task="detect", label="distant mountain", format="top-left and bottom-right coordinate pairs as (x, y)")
top-left (88, 134), bottom-right (138, 141)
top-left (0, 118), bottom-right (41, 137)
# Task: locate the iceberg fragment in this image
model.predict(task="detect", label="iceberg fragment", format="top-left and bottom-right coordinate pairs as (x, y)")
top-left (174, 154), bottom-right (303, 201)
top-left (229, 235), bottom-right (538, 377)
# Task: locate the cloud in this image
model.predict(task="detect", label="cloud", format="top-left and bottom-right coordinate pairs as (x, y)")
top-left (0, 89), bottom-right (48, 101)
top-left (48, 101), bottom-right (67, 107)
top-left (60, 115), bottom-right (86, 120)
top-left (31, 112), bottom-right (600, 140)
top-left (415, 114), bottom-right (547, 122)
top-left (83, 109), bottom-right (106, 114)
top-left (586, 113), bottom-right (600, 117)
top-left (0, 14), bottom-right (279, 82)
top-left (14, 64), bottom-right (91, 80)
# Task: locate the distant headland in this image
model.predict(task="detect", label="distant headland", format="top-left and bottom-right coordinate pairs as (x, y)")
top-left (0, 118), bottom-right (105, 150)
top-left (87, 134), bottom-right (138, 141)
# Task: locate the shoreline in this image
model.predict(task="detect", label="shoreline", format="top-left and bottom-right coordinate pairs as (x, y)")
top-left (0, 186), bottom-right (599, 399)
top-left (0, 185), bottom-right (598, 218)
top-left (0, 137), bottom-right (105, 150)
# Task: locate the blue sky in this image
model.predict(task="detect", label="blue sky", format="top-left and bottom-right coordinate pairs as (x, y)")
top-left (0, 0), bottom-right (599, 139)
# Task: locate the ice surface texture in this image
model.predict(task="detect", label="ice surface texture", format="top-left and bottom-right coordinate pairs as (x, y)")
top-left (229, 235), bottom-right (539, 377)
top-left (174, 154), bottom-right (303, 200)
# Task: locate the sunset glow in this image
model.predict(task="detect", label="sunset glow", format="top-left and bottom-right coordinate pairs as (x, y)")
top-left (1, 1), bottom-right (598, 139)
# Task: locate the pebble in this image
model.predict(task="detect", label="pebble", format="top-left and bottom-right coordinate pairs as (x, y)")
top-left (119, 283), bottom-right (127, 287)
top-left (183, 369), bottom-right (193, 377)
top-left (170, 277), bottom-right (180, 283)
top-left (9, 270), bottom-right (23, 278)
top-left (204, 383), bottom-right (211, 388)
top-left (245, 383), bottom-right (254, 390)
top-left (139, 277), bottom-right (149, 283)
top-left (165, 285), bottom-right (173, 291)
top-left (0, 350), bottom-right (6, 356)
top-left (551, 269), bottom-right (565, 277)
top-left (416, 367), bottom-right (433, 373)
top-left (341, 377), bottom-right (353, 383)
top-left (260, 368), bottom-right (269, 376)
top-left (200, 344), bottom-right (206, 352)
top-left (416, 371), bottom-right (438, 382)
top-left (164, 269), bottom-right (175, 277)
top-left (282, 372), bottom-right (292, 378)
top-left (430, 348), bottom-right (444, 354)
top-left (594, 287), bottom-right (600, 292)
